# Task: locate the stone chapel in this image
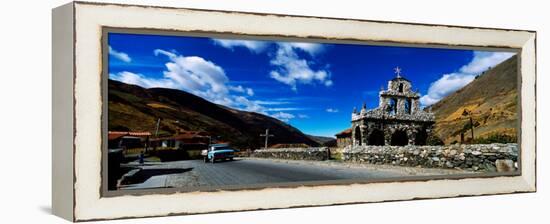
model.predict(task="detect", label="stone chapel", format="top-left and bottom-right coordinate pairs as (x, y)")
top-left (350, 67), bottom-right (435, 146)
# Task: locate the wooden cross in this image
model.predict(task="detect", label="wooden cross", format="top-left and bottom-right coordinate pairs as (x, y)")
top-left (260, 128), bottom-right (274, 149)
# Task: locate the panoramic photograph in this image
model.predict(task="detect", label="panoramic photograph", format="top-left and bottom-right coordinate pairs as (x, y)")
top-left (106, 32), bottom-right (519, 191)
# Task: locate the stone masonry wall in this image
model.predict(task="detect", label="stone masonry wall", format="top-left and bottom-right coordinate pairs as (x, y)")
top-left (252, 147), bottom-right (330, 161)
top-left (342, 143), bottom-right (518, 172)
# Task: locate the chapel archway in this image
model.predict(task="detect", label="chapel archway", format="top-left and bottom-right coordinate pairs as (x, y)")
top-left (391, 130), bottom-right (408, 146)
top-left (415, 129), bottom-right (427, 145)
top-left (368, 129), bottom-right (385, 146)
top-left (354, 126), bottom-right (362, 146)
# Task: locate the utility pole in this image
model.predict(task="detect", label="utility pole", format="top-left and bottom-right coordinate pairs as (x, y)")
top-left (469, 116), bottom-right (474, 140)
top-left (154, 118), bottom-right (161, 137)
top-left (462, 109), bottom-right (475, 142)
top-left (149, 118), bottom-right (161, 153)
top-left (260, 129), bottom-right (274, 149)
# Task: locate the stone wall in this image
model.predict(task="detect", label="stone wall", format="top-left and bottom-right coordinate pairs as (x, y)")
top-left (342, 143), bottom-right (518, 171)
top-left (252, 147), bottom-right (330, 161)
top-left (337, 137), bottom-right (352, 148)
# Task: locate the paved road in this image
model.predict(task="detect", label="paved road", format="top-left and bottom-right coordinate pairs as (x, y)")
top-left (121, 158), bottom-right (411, 190)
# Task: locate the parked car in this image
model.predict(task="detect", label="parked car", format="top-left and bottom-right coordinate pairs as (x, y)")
top-left (203, 144), bottom-right (237, 163)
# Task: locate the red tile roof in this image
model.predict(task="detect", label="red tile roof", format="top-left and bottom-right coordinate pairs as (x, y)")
top-left (335, 128), bottom-right (352, 137)
top-left (172, 133), bottom-right (209, 140)
top-left (151, 131), bottom-right (209, 142)
top-left (108, 131), bottom-right (152, 140)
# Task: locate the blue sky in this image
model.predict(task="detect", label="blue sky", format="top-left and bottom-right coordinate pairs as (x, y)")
top-left (108, 33), bottom-right (516, 137)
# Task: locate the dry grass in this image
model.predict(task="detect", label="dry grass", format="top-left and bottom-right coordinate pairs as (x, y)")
top-left (429, 56), bottom-right (518, 144)
top-left (147, 102), bottom-right (176, 110)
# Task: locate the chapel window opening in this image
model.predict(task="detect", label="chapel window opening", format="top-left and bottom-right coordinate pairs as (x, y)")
top-left (405, 99), bottom-right (412, 114)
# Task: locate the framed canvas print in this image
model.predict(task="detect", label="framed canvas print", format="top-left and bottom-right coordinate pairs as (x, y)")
top-left (52, 1), bottom-right (537, 222)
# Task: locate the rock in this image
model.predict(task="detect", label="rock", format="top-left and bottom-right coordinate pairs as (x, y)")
top-left (340, 144), bottom-right (518, 170)
top-left (495, 159), bottom-right (516, 172)
top-left (482, 163), bottom-right (497, 172)
top-left (252, 147), bottom-right (330, 161)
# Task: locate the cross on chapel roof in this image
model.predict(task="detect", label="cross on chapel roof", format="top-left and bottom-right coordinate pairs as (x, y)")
top-left (391, 66), bottom-right (410, 82)
top-left (394, 66), bottom-right (402, 78)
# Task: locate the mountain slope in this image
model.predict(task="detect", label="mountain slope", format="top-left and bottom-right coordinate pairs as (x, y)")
top-left (427, 55), bottom-right (518, 144)
top-left (306, 135), bottom-right (336, 144)
top-left (108, 79), bottom-right (319, 149)
top-left (306, 135), bottom-right (337, 147)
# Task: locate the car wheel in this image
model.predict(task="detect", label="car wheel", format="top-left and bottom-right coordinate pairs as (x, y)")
top-left (230, 157), bottom-right (234, 161)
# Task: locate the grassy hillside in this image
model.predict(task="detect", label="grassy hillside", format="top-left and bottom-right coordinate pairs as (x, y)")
top-left (427, 55), bottom-right (518, 144)
top-left (108, 80), bottom-right (319, 149)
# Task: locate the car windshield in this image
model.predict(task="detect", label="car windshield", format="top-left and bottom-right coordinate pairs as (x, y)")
top-left (212, 146), bottom-right (231, 151)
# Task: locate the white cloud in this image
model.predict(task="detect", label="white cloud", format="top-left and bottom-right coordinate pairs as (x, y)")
top-left (265, 107), bottom-right (306, 112)
top-left (233, 96), bottom-right (264, 112)
top-left (212, 39), bottom-right (324, 56)
top-left (297, 114), bottom-right (309, 119)
top-left (269, 43), bottom-right (332, 91)
top-left (246, 88), bottom-right (254, 96)
top-left (326, 108), bottom-right (339, 113)
top-left (110, 49), bottom-right (307, 123)
top-left (228, 85), bottom-right (254, 96)
top-left (153, 49), bottom-right (230, 96)
top-left (228, 85), bottom-right (245, 92)
top-left (280, 42), bottom-right (324, 56)
top-left (271, 112), bottom-right (295, 122)
top-left (211, 39), bottom-right (269, 53)
top-left (419, 73), bottom-right (475, 106)
top-left (111, 49), bottom-right (265, 115)
top-left (420, 51), bottom-right (515, 106)
top-left (109, 46), bottom-right (132, 63)
top-left (109, 71), bottom-right (176, 89)
top-left (253, 100), bottom-right (291, 105)
top-left (460, 52), bottom-right (515, 74)
top-left (211, 40), bottom-right (332, 91)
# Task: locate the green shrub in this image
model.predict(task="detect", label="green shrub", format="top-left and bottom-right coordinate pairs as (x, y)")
top-left (427, 134), bottom-right (444, 145)
top-left (473, 133), bottom-right (517, 144)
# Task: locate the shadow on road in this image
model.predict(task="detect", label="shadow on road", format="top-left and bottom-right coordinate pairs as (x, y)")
top-left (210, 158), bottom-right (242, 164)
top-left (122, 168), bottom-right (193, 185)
